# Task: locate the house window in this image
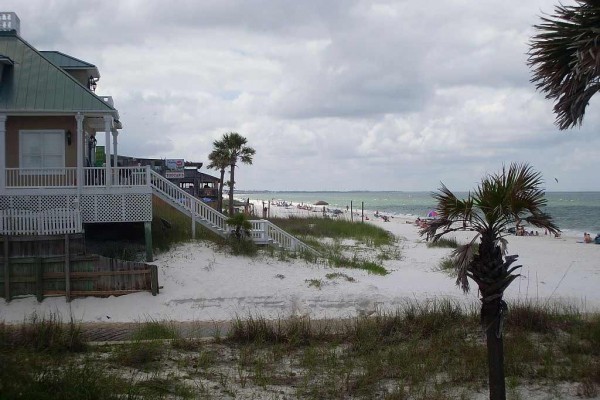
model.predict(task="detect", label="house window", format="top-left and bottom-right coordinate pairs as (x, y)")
top-left (19, 130), bottom-right (65, 169)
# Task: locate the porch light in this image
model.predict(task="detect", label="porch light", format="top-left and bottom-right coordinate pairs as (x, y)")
top-left (66, 130), bottom-right (72, 146)
top-left (88, 75), bottom-right (97, 92)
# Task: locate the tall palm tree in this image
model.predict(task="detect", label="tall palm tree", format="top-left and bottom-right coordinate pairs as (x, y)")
top-left (207, 142), bottom-right (229, 213)
top-left (421, 163), bottom-right (559, 400)
top-left (528, 0), bottom-right (600, 130)
top-left (219, 132), bottom-right (256, 216)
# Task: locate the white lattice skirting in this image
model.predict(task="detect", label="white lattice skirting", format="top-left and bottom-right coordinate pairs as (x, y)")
top-left (0, 194), bottom-right (152, 224)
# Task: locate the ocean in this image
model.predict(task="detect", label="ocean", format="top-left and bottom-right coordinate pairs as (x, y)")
top-left (237, 191), bottom-right (600, 237)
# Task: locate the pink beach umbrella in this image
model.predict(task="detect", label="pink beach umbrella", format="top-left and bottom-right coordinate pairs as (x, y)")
top-left (427, 210), bottom-right (438, 218)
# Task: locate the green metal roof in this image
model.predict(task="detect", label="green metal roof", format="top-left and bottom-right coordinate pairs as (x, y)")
top-left (40, 51), bottom-right (100, 78)
top-left (0, 30), bottom-right (116, 116)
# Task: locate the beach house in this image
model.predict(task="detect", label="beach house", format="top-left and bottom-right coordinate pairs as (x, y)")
top-left (0, 12), bottom-right (314, 266)
top-left (0, 12), bottom-right (157, 255)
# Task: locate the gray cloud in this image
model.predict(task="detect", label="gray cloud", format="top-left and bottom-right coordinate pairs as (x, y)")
top-left (4, 0), bottom-right (599, 191)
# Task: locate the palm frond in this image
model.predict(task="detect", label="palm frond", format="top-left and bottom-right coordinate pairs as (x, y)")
top-left (528, 0), bottom-right (600, 129)
top-left (452, 236), bottom-right (478, 293)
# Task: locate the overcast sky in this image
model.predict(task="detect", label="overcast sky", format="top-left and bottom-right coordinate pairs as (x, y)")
top-left (5, 0), bottom-right (600, 191)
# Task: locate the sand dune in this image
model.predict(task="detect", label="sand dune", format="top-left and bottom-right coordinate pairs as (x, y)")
top-left (1, 203), bottom-right (598, 323)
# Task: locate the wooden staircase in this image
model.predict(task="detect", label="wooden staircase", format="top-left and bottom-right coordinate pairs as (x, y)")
top-left (149, 170), bottom-right (317, 254)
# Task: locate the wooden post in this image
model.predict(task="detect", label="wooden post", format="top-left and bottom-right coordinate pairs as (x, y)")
top-left (351, 201), bottom-right (353, 222)
top-left (361, 202), bottom-right (364, 223)
top-left (144, 221), bottom-right (153, 262)
top-left (3, 236), bottom-right (9, 302)
top-left (191, 209), bottom-right (196, 239)
top-left (150, 264), bottom-right (159, 296)
top-left (35, 258), bottom-right (43, 303)
top-left (65, 234), bottom-right (71, 302)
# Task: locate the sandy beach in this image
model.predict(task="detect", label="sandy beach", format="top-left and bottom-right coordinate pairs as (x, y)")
top-left (1, 201), bottom-right (599, 324)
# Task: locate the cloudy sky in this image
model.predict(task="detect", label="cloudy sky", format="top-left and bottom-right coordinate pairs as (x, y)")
top-left (5, 0), bottom-right (600, 191)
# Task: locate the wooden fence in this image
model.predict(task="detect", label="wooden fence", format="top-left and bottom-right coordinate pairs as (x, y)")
top-left (0, 235), bottom-right (158, 302)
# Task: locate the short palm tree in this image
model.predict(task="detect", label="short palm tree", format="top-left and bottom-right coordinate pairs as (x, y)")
top-left (421, 163), bottom-right (559, 400)
top-left (528, 0), bottom-right (600, 129)
top-left (226, 213), bottom-right (252, 240)
top-left (207, 143), bottom-right (229, 213)
top-left (219, 132), bottom-right (256, 216)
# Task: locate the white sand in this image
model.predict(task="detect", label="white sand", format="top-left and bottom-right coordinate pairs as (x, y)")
top-left (1, 202), bottom-right (599, 323)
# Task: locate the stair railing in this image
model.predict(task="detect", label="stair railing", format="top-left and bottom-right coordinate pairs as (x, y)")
top-left (148, 169), bottom-right (318, 254)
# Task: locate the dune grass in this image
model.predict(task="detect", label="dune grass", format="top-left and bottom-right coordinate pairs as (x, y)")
top-left (427, 236), bottom-right (460, 248)
top-left (2, 302), bottom-right (599, 399)
top-left (269, 216), bottom-right (396, 247)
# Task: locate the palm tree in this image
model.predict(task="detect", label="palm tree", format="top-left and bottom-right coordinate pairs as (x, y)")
top-left (226, 213), bottom-right (252, 240)
top-left (219, 132), bottom-right (256, 216)
top-left (528, 0), bottom-right (600, 129)
top-left (207, 142), bottom-right (229, 213)
top-left (421, 163), bottom-right (559, 400)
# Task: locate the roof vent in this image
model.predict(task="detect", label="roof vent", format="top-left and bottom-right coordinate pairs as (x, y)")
top-left (0, 12), bottom-right (20, 35)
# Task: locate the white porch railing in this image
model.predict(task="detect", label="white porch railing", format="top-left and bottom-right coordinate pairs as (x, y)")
top-left (6, 167), bottom-right (77, 187)
top-left (5, 166), bottom-right (148, 188)
top-left (0, 208), bottom-right (82, 235)
top-left (2, 166), bottom-right (316, 253)
top-left (83, 166), bottom-right (148, 187)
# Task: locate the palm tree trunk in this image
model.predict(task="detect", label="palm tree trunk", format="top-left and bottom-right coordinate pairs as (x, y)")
top-left (476, 232), bottom-right (507, 400)
top-left (482, 298), bottom-right (506, 400)
top-left (228, 164), bottom-right (235, 216)
top-left (218, 168), bottom-right (225, 213)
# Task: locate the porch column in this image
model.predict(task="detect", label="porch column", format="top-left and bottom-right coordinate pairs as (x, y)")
top-left (112, 130), bottom-right (119, 166)
top-left (103, 115), bottom-right (113, 187)
top-left (75, 114), bottom-right (84, 191)
top-left (0, 114), bottom-right (6, 190)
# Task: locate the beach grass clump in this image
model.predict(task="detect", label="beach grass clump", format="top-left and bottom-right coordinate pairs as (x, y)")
top-left (226, 236), bottom-right (259, 256)
top-left (436, 257), bottom-right (455, 274)
top-left (346, 300), bottom-right (476, 348)
top-left (269, 216), bottom-right (395, 247)
top-left (427, 237), bottom-right (460, 248)
top-left (228, 315), bottom-right (330, 346)
top-left (305, 278), bottom-right (323, 289)
top-left (113, 340), bottom-right (164, 370)
top-left (325, 272), bottom-right (356, 282)
top-left (0, 356), bottom-right (139, 400)
top-left (132, 319), bottom-right (181, 341)
top-left (134, 376), bottom-right (197, 398)
top-left (506, 300), bottom-right (582, 333)
top-left (0, 312), bottom-right (86, 353)
top-left (328, 253), bottom-right (388, 275)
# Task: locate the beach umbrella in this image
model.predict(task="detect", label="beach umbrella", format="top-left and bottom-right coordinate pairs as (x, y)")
top-left (315, 200), bottom-right (329, 206)
top-left (427, 210), bottom-right (438, 218)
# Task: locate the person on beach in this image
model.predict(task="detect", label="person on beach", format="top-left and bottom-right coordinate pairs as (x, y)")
top-left (584, 232), bottom-right (593, 243)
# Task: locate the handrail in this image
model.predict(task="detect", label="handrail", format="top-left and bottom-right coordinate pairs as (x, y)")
top-left (251, 219), bottom-right (319, 256)
top-left (149, 169), bottom-right (228, 234)
top-left (148, 169), bottom-right (318, 254)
